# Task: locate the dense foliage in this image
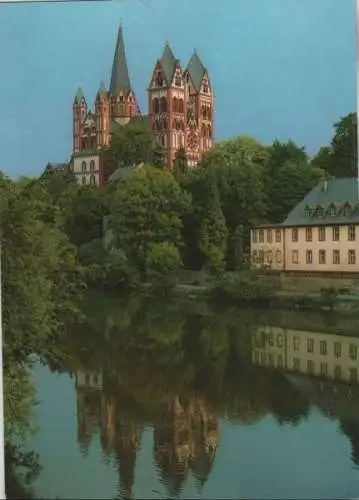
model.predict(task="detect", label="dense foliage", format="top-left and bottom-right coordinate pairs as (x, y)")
top-left (1, 111), bottom-right (355, 495)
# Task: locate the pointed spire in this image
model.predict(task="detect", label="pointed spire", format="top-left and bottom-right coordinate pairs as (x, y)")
top-left (159, 42), bottom-right (178, 84)
top-left (186, 50), bottom-right (206, 92)
top-left (74, 86), bottom-right (85, 105)
top-left (96, 81), bottom-right (107, 101)
top-left (110, 24), bottom-right (132, 95)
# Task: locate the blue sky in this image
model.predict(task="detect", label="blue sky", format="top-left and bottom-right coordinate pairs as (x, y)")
top-left (0, 0), bottom-right (355, 178)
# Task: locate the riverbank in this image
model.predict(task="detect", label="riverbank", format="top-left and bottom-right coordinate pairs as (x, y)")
top-left (140, 270), bottom-right (359, 312)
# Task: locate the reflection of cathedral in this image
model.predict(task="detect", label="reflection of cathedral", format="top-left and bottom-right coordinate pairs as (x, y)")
top-left (154, 396), bottom-right (218, 495)
top-left (75, 371), bottom-right (218, 498)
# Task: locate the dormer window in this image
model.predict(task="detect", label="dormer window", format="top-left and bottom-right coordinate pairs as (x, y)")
top-left (119, 95), bottom-right (124, 103)
top-left (329, 204), bottom-right (337, 216)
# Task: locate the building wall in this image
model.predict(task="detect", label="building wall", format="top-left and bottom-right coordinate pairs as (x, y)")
top-left (251, 224), bottom-right (359, 274)
top-left (250, 227), bottom-right (285, 270)
top-left (72, 154), bottom-right (101, 186)
top-left (285, 225), bottom-right (359, 272)
top-left (251, 326), bottom-right (359, 385)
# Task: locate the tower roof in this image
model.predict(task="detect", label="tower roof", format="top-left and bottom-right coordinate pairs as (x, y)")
top-left (186, 50), bottom-right (206, 92)
top-left (96, 81), bottom-right (107, 101)
top-left (159, 42), bottom-right (178, 84)
top-left (110, 24), bottom-right (132, 95)
top-left (74, 86), bottom-right (85, 104)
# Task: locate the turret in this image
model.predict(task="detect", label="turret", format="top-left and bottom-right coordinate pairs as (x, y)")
top-left (73, 87), bottom-right (87, 152)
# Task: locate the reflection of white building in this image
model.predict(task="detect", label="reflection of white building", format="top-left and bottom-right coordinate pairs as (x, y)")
top-left (76, 369), bottom-right (103, 390)
top-left (251, 326), bottom-right (286, 370)
top-left (252, 327), bottom-right (359, 385)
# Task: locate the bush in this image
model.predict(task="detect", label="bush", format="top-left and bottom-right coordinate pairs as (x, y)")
top-left (146, 242), bottom-right (183, 296)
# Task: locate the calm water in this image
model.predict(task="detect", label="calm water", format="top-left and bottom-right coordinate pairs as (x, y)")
top-left (22, 295), bottom-right (359, 499)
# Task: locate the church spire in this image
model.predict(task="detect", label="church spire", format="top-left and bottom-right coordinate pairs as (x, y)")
top-left (110, 24), bottom-right (132, 95)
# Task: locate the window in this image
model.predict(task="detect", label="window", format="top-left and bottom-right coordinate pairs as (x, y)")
top-left (90, 174), bottom-right (96, 185)
top-left (277, 334), bottom-right (284, 348)
top-left (275, 229), bottom-right (281, 242)
top-left (81, 161), bottom-right (86, 172)
top-left (307, 338), bottom-right (314, 353)
top-left (259, 230), bottom-right (264, 243)
top-left (252, 230), bottom-right (258, 243)
top-left (348, 225), bottom-right (356, 241)
top-left (175, 75), bottom-right (182, 86)
top-left (275, 250), bottom-right (282, 263)
top-left (306, 227), bottom-right (312, 241)
top-left (90, 160), bottom-right (95, 171)
top-left (292, 228), bottom-right (298, 242)
top-left (334, 342), bottom-right (341, 359)
top-left (267, 333), bottom-right (274, 347)
top-left (307, 360), bottom-right (315, 374)
top-left (319, 250), bottom-right (326, 264)
top-left (293, 337), bottom-right (300, 351)
top-left (267, 251), bottom-right (273, 264)
top-left (320, 362), bottom-right (327, 376)
top-left (267, 229), bottom-right (273, 243)
top-left (320, 340), bottom-right (327, 355)
top-left (306, 250), bottom-right (313, 264)
top-left (332, 225), bottom-right (340, 241)
top-left (318, 226), bottom-right (326, 241)
top-left (329, 204), bottom-right (337, 216)
top-left (334, 366), bottom-right (342, 379)
top-left (292, 250), bottom-right (299, 264)
top-left (81, 176), bottom-right (86, 185)
top-left (293, 358), bottom-right (300, 371)
top-left (349, 344), bottom-right (358, 361)
top-left (348, 249), bottom-right (356, 265)
top-left (333, 249), bottom-right (340, 265)
top-left (258, 250), bottom-right (264, 264)
top-left (349, 368), bottom-right (358, 382)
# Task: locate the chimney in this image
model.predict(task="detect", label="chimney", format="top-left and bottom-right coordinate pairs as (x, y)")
top-left (321, 179), bottom-right (328, 192)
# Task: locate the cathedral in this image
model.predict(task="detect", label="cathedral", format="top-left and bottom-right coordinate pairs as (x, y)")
top-left (71, 24), bottom-right (214, 186)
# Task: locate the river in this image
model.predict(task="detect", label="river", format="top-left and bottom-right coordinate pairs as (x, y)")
top-left (19, 294), bottom-right (359, 499)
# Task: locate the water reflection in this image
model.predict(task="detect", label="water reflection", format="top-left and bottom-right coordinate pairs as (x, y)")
top-left (51, 297), bottom-right (359, 498)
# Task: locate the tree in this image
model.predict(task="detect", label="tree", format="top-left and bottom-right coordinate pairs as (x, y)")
top-left (109, 165), bottom-right (191, 273)
top-left (264, 140), bottom-right (322, 223)
top-left (265, 160), bottom-right (324, 223)
top-left (146, 242), bottom-right (183, 294)
top-left (103, 119), bottom-right (164, 177)
top-left (173, 146), bottom-right (188, 178)
top-left (311, 112), bottom-right (357, 178)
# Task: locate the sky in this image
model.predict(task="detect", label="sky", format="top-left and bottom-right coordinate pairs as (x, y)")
top-left (0, 0), bottom-right (356, 178)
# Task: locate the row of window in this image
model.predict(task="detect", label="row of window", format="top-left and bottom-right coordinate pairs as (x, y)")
top-left (292, 359), bottom-right (357, 381)
top-left (291, 249), bottom-right (356, 265)
top-left (152, 118), bottom-right (212, 136)
top-left (253, 351), bottom-right (358, 381)
top-left (81, 175), bottom-right (96, 185)
top-left (253, 248), bottom-right (357, 266)
top-left (293, 225), bottom-right (356, 242)
top-left (252, 225), bottom-right (357, 244)
top-left (81, 160), bottom-right (96, 172)
top-left (293, 336), bottom-right (358, 360)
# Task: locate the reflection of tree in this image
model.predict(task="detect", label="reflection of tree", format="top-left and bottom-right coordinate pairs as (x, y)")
top-left (59, 295), bottom-right (359, 496)
top-left (339, 419), bottom-right (359, 466)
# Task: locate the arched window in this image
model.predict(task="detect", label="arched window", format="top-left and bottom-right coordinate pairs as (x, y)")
top-left (155, 73), bottom-right (164, 87)
top-left (90, 174), bottom-right (96, 185)
top-left (90, 160), bottom-right (95, 171)
top-left (172, 97), bottom-right (178, 113)
top-left (152, 98), bottom-right (159, 114)
top-left (202, 124), bottom-right (206, 137)
top-left (159, 97), bottom-right (167, 113)
top-left (81, 161), bottom-right (86, 172)
top-left (178, 99), bottom-right (184, 114)
top-left (208, 125), bottom-right (212, 137)
top-left (207, 107), bottom-right (212, 120)
top-left (82, 176), bottom-right (86, 185)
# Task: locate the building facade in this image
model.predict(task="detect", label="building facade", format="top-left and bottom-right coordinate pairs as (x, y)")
top-left (251, 178), bottom-right (359, 273)
top-left (71, 25), bottom-right (214, 186)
